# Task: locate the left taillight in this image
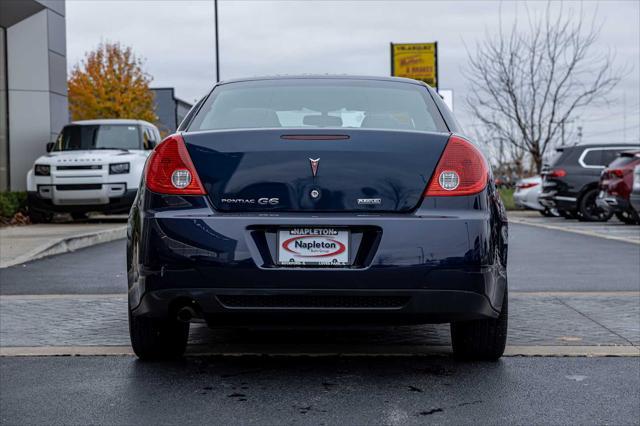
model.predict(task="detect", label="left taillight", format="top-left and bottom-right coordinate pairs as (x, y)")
top-left (145, 134), bottom-right (205, 195)
top-left (424, 135), bottom-right (489, 196)
top-left (608, 169), bottom-right (625, 178)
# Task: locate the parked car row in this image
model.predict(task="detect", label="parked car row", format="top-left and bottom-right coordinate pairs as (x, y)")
top-left (26, 119), bottom-right (640, 229)
top-left (515, 143), bottom-right (640, 224)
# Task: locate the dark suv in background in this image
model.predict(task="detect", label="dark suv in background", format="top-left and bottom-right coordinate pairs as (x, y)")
top-left (539, 143), bottom-right (640, 221)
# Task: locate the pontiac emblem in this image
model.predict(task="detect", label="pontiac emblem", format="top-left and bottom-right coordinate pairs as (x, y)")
top-left (309, 158), bottom-right (320, 177)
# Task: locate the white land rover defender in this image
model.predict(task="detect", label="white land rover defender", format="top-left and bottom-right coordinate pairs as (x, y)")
top-left (26, 119), bottom-right (161, 222)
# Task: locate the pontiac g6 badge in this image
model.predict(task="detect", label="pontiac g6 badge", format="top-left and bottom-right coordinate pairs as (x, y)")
top-left (309, 158), bottom-right (320, 177)
top-left (220, 197), bottom-right (279, 205)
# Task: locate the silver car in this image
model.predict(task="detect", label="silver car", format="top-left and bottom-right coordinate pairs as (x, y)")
top-left (514, 175), bottom-right (558, 217)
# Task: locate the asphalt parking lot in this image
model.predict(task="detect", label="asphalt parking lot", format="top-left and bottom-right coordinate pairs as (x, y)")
top-left (1, 217), bottom-right (639, 425)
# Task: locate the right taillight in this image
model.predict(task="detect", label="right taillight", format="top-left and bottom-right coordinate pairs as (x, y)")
top-left (145, 134), bottom-right (206, 195)
top-left (425, 135), bottom-right (489, 196)
top-left (517, 182), bottom-right (540, 190)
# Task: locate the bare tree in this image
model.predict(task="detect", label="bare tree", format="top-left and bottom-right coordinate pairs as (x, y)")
top-left (472, 123), bottom-right (528, 176)
top-left (465, 3), bottom-right (623, 172)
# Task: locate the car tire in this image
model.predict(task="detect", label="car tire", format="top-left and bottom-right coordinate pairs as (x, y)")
top-left (615, 210), bottom-right (640, 225)
top-left (450, 289), bottom-right (508, 361)
top-left (578, 189), bottom-right (613, 222)
top-left (128, 309), bottom-right (189, 361)
top-left (28, 209), bottom-right (53, 223)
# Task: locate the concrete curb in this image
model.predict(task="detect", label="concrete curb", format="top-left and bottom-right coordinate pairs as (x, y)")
top-left (0, 226), bottom-right (126, 269)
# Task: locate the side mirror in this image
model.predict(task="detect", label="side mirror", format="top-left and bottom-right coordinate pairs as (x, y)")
top-left (147, 140), bottom-right (157, 150)
top-left (46, 142), bottom-right (54, 152)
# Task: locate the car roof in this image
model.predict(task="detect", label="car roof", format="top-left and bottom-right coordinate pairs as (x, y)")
top-left (217, 74), bottom-right (428, 87)
top-left (556, 143), bottom-right (640, 151)
top-left (70, 119), bottom-right (157, 127)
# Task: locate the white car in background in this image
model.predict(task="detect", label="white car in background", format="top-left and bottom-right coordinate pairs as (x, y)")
top-left (26, 119), bottom-right (161, 222)
top-left (513, 175), bottom-right (558, 217)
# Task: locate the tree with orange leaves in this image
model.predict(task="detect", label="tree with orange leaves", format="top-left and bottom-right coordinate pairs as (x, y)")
top-left (68, 42), bottom-right (157, 122)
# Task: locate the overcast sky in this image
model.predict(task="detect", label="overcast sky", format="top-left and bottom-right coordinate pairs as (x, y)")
top-left (66, 0), bottom-right (640, 144)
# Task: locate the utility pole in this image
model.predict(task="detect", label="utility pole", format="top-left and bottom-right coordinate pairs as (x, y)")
top-left (214, 0), bottom-right (220, 82)
top-left (623, 92), bottom-right (627, 142)
top-left (577, 126), bottom-right (583, 144)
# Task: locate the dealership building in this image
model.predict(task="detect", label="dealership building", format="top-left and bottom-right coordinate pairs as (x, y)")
top-left (0, 0), bottom-right (68, 191)
top-left (151, 87), bottom-right (193, 135)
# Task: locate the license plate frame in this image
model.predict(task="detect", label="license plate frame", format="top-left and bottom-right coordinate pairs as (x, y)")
top-left (276, 227), bottom-right (350, 266)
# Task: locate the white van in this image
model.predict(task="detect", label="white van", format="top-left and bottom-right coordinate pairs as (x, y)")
top-left (26, 119), bottom-right (161, 222)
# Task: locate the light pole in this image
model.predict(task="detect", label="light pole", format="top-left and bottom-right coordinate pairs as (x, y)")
top-left (214, 0), bottom-right (220, 82)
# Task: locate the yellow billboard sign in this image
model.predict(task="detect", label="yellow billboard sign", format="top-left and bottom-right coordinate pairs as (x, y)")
top-left (391, 42), bottom-right (438, 88)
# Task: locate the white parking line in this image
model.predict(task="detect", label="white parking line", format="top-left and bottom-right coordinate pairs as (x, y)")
top-left (0, 294), bottom-right (126, 300)
top-left (509, 218), bottom-right (640, 245)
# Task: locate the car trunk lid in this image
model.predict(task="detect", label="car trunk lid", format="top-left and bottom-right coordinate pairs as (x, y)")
top-left (183, 128), bottom-right (449, 212)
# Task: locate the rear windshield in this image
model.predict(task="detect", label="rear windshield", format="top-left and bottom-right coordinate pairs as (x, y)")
top-left (608, 153), bottom-right (640, 169)
top-left (54, 124), bottom-right (141, 151)
top-left (188, 79), bottom-right (448, 132)
top-left (547, 148), bottom-right (565, 166)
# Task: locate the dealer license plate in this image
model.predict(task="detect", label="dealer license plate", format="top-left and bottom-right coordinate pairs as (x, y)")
top-left (277, 228), bottom-right (350, 266)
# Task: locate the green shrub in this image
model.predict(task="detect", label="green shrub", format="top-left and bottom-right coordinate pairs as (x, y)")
top-left (497, 187), bottom-right (520, 210)
top-left (0, 192), bottom-right (27, 218)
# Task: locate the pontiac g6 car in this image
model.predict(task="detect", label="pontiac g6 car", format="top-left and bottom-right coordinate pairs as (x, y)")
top-left (127, 76), bottom-right (509, 360)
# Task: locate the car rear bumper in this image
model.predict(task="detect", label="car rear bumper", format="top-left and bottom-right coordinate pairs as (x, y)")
top-left (513, 190), bottom-right (543, 211)
top-left (596, 192), bottom-right (631, 213)
top-left (631, 193), bottom-right (640, 213)
top-left (132, 286), bottom-right (501, 325)
top-left (128, 192), bottom-right (508, 324)
top-left (28, 189), bottom-right (137, 214)
top-left (539, 191), bottom-right (577, 210)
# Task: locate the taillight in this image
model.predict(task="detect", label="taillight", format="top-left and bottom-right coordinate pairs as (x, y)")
top-left (547, 168), bottom-right (567, 178)
top-left (609, 169), bottom-right (625, 178)
top-left (425, 135), bottom-right (489, 196)
top-left (517, 182), bottom-right (539, 189)
top-left (145, 134), bottom-right (205, 195)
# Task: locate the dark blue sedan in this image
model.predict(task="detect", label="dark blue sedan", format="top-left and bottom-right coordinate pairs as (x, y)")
top-left (127, 76), bottom-right (509, 360)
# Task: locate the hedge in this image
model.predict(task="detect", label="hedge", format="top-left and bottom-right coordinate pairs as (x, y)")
top-left (0, 191), bottom-right (27, 218)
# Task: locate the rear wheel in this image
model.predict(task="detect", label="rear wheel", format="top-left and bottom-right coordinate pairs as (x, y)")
top-left (578, 189), bottom-right (613, 222)
top-left (128, 310), bottom-right (189, 360)
top-left (451, 289), bottom-right (508, 361)
top-left (615, 209), bottom-right (640, 225)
